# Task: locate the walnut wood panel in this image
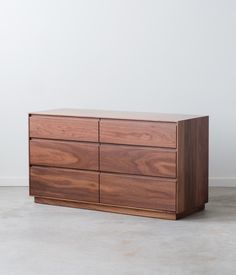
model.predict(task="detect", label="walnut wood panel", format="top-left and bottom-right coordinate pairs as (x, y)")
top-left (35, 197), bottom-right (178, 220)
top-left (30, 166), bottom-right (99, 202)
top-left (177, 116), bottom-right (209, 214)
top-left (100, 173), bottom-right (176, 211)
top-left (29, 115), bottom-right (98, 142)
top-left (28, 109), bottom-right (209, 220)
top-left (31, 109), bottom-right (202, 123)
top-left (100, 144), bottom-right (176, 178)
top-left (30, 139), bottom-right (99, 170)
top-left (100, 119), bottom-right (177, 148)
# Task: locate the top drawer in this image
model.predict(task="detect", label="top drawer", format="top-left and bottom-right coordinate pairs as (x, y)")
top-left (100, 119), bottom-right (177, 148)
top-left (29, 115), bottom-right (99, 142)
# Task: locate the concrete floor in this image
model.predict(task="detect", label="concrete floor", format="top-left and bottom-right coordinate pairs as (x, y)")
top-left (0, 187), bottom-right (235, 275)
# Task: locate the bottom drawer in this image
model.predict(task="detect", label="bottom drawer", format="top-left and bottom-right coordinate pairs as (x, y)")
top-left (30, 166), bottom-right (99, 202)
top-left (100, 173), bottom-right (176, 211)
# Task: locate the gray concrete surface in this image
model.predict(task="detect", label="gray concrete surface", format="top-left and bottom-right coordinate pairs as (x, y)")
top-left (0, 187), bottom-right (235, 275)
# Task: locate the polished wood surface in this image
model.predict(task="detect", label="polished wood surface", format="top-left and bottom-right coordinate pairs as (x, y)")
top-left (100, 119), bottom-right (177, 148)
top-left (177, 117), bottom-right (209, 213)
top-left (30, 115), bottom-right (98, 142)
top-left (35, 197), bottom-right (178, 220)
top-left (30, 139), bottom-right (99, 170)
top-left (100, 173), bottom-right (176, 211)
top-left (30, 166), bottom-right (99, 202)
top-left (100, 144), bottom-right (176, 178)
top-left (29, 109), bottom-right (209, 220)
top-left (30, 108), bottom-right (203, 122)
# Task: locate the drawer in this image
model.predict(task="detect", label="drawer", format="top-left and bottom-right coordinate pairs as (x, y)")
top-left (100, 173), bottom-right (176, 211)
top-left (30, 166), bottom-right (99, 202)
top-left (29, 115), bottom-right (98, 142)
top-left (100, 119), bottom-right (176, 148)
top-left (30, 139), bottom-right (99, 170)
top-left (100, 144), bottom-right (176, 178)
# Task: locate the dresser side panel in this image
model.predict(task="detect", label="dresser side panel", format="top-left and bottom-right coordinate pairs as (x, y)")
top-left (177, 117), bottom-right (209, 213)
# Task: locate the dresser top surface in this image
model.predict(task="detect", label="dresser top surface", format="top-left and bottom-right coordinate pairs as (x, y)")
top-left (29, 108), bottom-right (208, 122)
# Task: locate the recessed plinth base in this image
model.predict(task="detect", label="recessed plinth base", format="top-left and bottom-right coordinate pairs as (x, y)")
top-left (34, 197), bottom-right (205, 220)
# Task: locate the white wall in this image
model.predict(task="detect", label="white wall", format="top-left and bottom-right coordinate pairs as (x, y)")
top-left (0, 0), bottom-right (235, 186)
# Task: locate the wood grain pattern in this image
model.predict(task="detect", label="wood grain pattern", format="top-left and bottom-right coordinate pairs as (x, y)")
top-left (30, 166), bottom-right (99, 202)
top-left (100, 119), bottom-right (177, 148)
top-left (100, 144), bottom-right (176, 178)
top-left (28, 109), bottom-right (209, 220)
top-left (30, 108), bottom-right (202, 123)
top-left (177, 116), bottom-right (209, 213)
top-left (29, 115), bottom-right (98, 142)
top-left (35, 197), bottom-right (178, 220)
top-left (100, 173), bottom-right (176, 211)
top-left (30, 139), bottom-right (99, 170)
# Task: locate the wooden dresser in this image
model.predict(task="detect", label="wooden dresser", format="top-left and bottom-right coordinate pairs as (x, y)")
top-left (28, 109), bottom-right (209, 220)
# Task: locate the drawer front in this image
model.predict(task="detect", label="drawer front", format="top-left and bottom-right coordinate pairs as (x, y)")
top-left (100, 144), bottom-right (176, 178)
top-left (100, 119), bottom-right (176, 148)
top-left (30, 166), bottom-right (99, 202)
top-left (100, 173), bottom-right (176, 211)
top-left (30, 139), bottom-right (99, 170)
top-left (30, 115), bottom-right (98, 142)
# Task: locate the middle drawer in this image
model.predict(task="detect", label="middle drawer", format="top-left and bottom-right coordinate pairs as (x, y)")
top-left (30, 139), bottom-right (99, 170)
top-left (100, 144), bottom-right (176, 178)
